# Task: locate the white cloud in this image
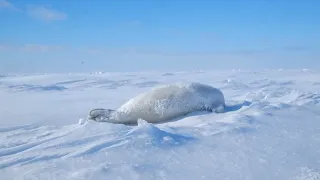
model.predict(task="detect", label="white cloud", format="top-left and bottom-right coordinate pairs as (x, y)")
top-left (27, 6), bottom-right (67, 21)
top-left (0, 0), bottom-right (19, 11)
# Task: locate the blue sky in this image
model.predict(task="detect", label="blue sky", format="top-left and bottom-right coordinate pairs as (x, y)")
top-left (0, 0), bottom-right (319, 73)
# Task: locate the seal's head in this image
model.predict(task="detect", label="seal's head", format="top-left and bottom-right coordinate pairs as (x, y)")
top-left (88, 108), bottom-right (115, 122)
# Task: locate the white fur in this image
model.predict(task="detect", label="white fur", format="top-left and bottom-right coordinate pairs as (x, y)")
top-left (89, 83), bottom-right (225, 124)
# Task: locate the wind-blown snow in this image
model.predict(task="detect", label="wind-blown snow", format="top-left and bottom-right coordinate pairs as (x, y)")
top-left (0, 70), bottom-right (320, 180)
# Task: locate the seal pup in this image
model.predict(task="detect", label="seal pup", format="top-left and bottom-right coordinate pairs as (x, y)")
top-left (88, 82), bottom-right (225, 124)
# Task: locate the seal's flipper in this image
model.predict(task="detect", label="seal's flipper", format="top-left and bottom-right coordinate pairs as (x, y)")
top-left (88, 108), bottom-right (115, 122)
top-left (199, 105), bottom-right (213, 112)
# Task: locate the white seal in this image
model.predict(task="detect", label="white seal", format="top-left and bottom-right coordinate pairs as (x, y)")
top-left (88, 83), bottom-right (225, 124)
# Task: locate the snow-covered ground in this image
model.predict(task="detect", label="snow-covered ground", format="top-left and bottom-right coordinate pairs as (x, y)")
top-left (0, 70), bottom-right (320, 180)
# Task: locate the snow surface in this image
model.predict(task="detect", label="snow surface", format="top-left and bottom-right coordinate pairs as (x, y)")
top-left (0, 70), bottom-right (320, 180)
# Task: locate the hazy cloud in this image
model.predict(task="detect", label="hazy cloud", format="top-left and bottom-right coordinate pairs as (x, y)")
top-left (0, 44), bottom-right (313, 56)
top-left (0, 44), bottom-right (66, 53)
top-left (23, 44), bottom-right (66, 52)
top-left (282, 46), bottom-right (311, 52)
top-left (0, 44), bottom-right (13, 51)
top-left (27, 5), bottom-right (67, 21)
top-left (0, 0), bottom-right (19, 11)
